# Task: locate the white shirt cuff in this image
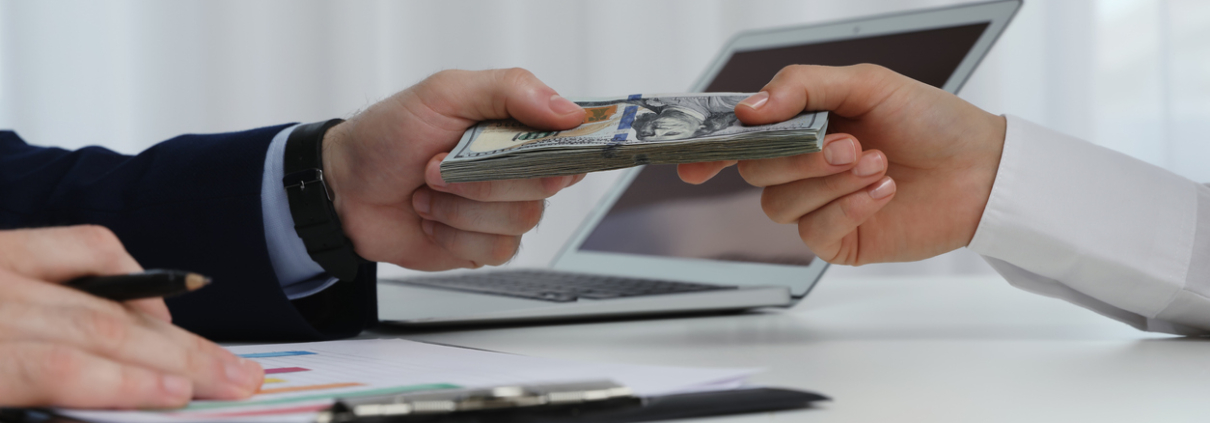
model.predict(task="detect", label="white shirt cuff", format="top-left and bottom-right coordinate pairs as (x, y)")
top-left (969, 115), bottom-right (1206, 334)
top-left (261, 124), bottom-right (340, 300)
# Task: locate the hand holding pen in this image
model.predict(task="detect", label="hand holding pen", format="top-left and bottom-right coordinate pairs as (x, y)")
top-left (0, 226), bottom-right (263, 408)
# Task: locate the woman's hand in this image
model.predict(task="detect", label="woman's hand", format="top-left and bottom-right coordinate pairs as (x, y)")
top-left (680, 64), bottom-right (1006, 265)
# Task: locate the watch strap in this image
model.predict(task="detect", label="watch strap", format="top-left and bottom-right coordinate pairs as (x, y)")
top-left (283, 119), bottom-right (362, 282)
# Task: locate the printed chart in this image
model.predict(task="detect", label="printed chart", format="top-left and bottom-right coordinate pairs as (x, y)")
top-left (178, 347), bottom-right (457, 419)
top-left (60, 338), bottom-right (756, 423)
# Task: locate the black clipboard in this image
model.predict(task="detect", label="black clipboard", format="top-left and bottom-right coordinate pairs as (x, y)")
top-left (317, 380), bottom-right (828, 423)
top-left (0, 383), bottom-right (827, 423)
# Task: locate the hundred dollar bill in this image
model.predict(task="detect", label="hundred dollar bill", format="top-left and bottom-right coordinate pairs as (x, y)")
top-left (439, 93), bottom-right (828, 183)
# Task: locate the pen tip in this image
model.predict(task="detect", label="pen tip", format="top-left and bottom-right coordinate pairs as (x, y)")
top-left (185, 273), bottom-right (211, 291)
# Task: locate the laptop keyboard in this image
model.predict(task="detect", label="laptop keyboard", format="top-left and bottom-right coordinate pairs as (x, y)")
top-left (385, 270), bottom-right (736, 303)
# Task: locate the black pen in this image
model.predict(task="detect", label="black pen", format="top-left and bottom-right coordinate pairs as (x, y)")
top-left (64, 269), bottom-right (211, 301)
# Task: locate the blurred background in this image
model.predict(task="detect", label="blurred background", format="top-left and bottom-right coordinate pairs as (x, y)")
top-left (2, 0), bottom-right (1207, 281)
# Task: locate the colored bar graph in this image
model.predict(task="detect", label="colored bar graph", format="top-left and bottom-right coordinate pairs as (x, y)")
top-left (238, 351), bottom-right (316, 358)
top-left (264, 367), bottom-right (310, 374)
top-left (257, 382), bottom-right (364, 395)
top-left (182, 383), bottom-right (460, 411)
top-left (198, 403), bottom-right (333, 419)
top-left (262, 378), bottom-right (285, 384)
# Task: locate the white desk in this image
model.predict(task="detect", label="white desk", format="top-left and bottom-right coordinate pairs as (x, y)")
top-left (369, 275), bottom-right (1210, 422)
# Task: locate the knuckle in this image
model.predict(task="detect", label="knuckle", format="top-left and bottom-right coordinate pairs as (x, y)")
top-left (38, 345), bottom-right (85, 389)
top-left (182, 337), bottom-right (214, 376)
top-left (428, 69), bottom-right (462, 84)
top-left (189, 332), bottom-right (214, 353)
top-left (837, 194), bottom-right (865, 223)
top-left (760, 192), bottom-right (793, 224)
top-left (428, 192), bottom-right (451, 219)
top-left (97, 298), bottom-right (128, 315)
top-left (73, 225), bottom-right (132, 273)
top-left (796, 219), bottom-right (816, 245)
top-left (5, 345), bottom-right (53, 403)
top-left (0, 230), bottom-right (20, 264)
top-left (796, 221), bottom-right (834, 259)
top-left (511, 201), bottom-right (544, 232)
top-left (735, 162), bottom-right (761, 185)
top-left (851, 63), bottom-right (881, 73)
top-left (188, 332), bottom-right (220, 358)
top-left (853, 63), bottom-right (892, 79)
top-left (436, 196), bottom-right (472, 228)
top-left (542, 177), bottom-right (564, 197)
top-left (501, 67), bottom-right (536, 85)
top-left (795, 152), bottom-right (821, 172)
top-left (76, 309), bottom-right (129, 354)
top-left (114, 365), bottom-right (146, 401)
top-left (821, 173), bottom-right (846, 193)
top-left (841, 238), bottom-right (862, 266)
top-left (488, 236), bottom-right (520, 265)
top-left (459, 181), bottom-right (493, 200)
top-left (428, 221), bottom-right (451, 248)
top-left (452, 204), bottom-right (482, 231)
top-left (73, 225), bottom-right (120, 251)
top-left (782, 64), bottom-right (808, 77)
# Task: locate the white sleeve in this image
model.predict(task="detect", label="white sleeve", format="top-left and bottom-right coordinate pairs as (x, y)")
top-left (968, 115), bottom-right (1210, 335)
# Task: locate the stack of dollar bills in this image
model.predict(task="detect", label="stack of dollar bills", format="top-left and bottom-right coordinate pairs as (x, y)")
top-left (439, 93), bottom-right (828, 183)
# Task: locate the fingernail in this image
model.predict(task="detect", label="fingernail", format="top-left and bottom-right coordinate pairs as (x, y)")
top-left (413, 189), bottom-right (431, 216)
top-left (225, 360), bottom-right (251, 386)
top-left (160, 374), bottom-right (190, 398)
top-left (739, 92), bottom-right (769, 110)
top-left (549, 94), bottom-right (582, 116)
top-left (869, 177), bottom-right (896, 199)
top-left (421, 220), bottom-right (435, 236)
top-left (242, 358), bottom-right (263, 384)
top-left (241, 357), bottom-right (261, 373)
top-left (823, 138), bottom-right (856, 166)
top-left (852, 152), bottom-right (885, 177)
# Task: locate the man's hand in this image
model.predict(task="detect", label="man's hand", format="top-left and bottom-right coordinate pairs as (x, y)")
top-left (0, 226), bottom-right (263, 408)
top-left (679, 64), bottom-right (1006, 265)
top-left (322, 69), bottom-right (587, 270)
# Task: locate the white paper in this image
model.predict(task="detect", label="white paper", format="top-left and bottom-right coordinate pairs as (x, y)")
top-left (60, 339), bottom-right (758, 423)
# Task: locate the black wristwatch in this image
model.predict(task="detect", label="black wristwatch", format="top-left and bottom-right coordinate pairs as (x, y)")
top-left (282, 119), bottom-right (363, 282)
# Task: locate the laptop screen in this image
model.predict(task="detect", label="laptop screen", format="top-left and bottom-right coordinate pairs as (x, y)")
top-left (577, 22), bottom-right (990, 266)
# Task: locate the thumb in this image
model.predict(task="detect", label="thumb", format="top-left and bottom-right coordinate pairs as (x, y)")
top-left (734, 64), bottom-right (903, 125)
top-left (415, 68), bottom-right (586, 130)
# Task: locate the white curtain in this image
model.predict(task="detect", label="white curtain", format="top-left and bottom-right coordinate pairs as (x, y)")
top-left (1, 0), bottom-right (1206, 279)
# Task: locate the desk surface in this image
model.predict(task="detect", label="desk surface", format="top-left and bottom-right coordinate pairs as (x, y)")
top-left (368, 274), bottom-right (1209, 422)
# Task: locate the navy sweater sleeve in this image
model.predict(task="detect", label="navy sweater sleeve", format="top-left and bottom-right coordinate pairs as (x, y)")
top-left (0, 128), bottom-right (377, 341)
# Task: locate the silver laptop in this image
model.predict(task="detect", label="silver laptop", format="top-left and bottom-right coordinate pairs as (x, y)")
top-left (378, 0), bottom-right (1021, 327)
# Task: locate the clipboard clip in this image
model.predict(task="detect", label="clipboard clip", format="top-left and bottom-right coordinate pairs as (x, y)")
top-left (315, 380), bottom-right (637, 423)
